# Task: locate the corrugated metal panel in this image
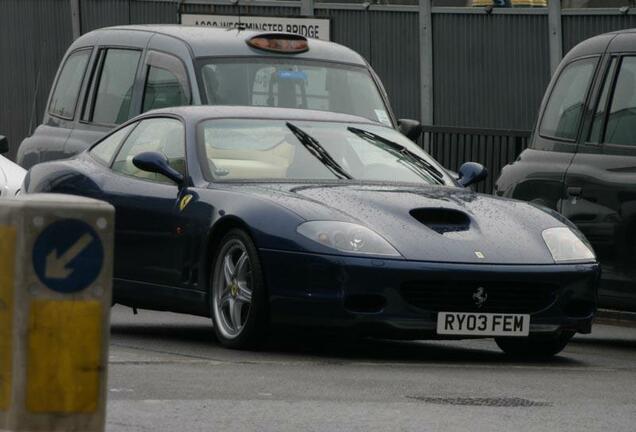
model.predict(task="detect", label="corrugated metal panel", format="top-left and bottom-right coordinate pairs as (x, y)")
top-left (562, 14), bottom-right (636, 55)
top-left (180, 3), bottom-right (299, 18)
top-left (432, 12), bottom-right (551, 130)
top-left (315, 9), bottom-right (371, 59)
top-left (317, 9), bottom-right (420, 119)
top-left (80, 0), bottom-right (129, 33)
top-left (370, 11), bottom-right (420, 119)
top-left (0, 0), bottom-right (73, 160)
top-left (130, 0), bottom-right (179, 25)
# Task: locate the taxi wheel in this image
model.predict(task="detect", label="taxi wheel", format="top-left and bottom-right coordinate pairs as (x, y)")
top-left (210, 229), bottom-right (268, 349)
top-left (495, 331), bottom-right (575, 358)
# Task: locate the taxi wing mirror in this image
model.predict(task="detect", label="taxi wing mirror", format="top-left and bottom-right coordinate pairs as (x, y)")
top-left (398, 119), bottom-right (422, 141)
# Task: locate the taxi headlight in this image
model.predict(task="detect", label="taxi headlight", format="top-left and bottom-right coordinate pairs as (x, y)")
top-left (542, 227), bottom-right (595, 263)
top-left (297, 221), bottom-right (401, 257)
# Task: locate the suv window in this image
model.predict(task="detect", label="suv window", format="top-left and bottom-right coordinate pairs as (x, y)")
top-left (142, 51), bottom-right (191, 112)
top-left (604, 57), bottom-right (636, 146)
top-left (89, 123), bottom-right (137, 166)
top-left (540, 57), bottom-right (597, 141)
top-left (49, 49), bottom-right (91, 119)
top-left (92, 49), bottom-right (141, 125)
top-left (112, 118), bottom-right (185, 183)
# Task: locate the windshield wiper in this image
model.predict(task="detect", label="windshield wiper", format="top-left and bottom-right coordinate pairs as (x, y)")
top-left (347, 127), bottom-right (445, 184)
top-left (286, 122), bottom-right (352, 180)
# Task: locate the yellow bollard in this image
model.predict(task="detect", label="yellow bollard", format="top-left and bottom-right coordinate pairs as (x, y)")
top-left (0, 194), bottom-right (114, 432)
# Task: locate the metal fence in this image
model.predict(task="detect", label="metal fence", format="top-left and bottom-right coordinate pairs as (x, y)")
top-left (422, 126), bottom-right (531, 193)
top-left (2, 0), bottom-right (636, 180)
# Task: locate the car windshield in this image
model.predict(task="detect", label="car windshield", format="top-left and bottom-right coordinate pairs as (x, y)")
top-left (198, 58), bottom-right (393, 126)
top-left (199, 119), bottom-right (452, 185)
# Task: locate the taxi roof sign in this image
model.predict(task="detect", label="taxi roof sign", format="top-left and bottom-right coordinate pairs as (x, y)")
top-left (247, 33), bottom-right (309, 54)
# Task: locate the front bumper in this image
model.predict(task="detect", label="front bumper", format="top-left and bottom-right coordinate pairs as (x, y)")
top-left (260, 249), bottom-right (600, 339)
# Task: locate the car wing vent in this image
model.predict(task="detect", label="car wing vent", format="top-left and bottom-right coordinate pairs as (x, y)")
top-left (410, 208), bottom-right (471, 234)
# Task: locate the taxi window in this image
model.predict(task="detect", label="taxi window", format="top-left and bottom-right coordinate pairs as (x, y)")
top-left (588, 58), bottom-right (618, 144)
top-left (91, 49), bottom-right (141, 125)
top-left (604, 57), bottom-right (636, 146)
top-left (142, 51), bottom-right (191, 112)
top-left (49, 49), bottom-right (91, 119)
top-left (200, 59), bottom-right (392, 126)
top-left (539, 57), bottom-right (597, 141)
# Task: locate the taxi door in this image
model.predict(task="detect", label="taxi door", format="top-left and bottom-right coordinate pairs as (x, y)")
top-left (562, 53), bottom-right (636, 311)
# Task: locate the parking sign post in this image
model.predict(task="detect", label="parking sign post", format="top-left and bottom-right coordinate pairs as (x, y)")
top-left (0, 194), bottom-right (114, 432)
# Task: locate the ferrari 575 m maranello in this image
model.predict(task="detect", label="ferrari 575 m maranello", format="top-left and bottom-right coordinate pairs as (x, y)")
top-left (24, 106), bottom-right (600, 356)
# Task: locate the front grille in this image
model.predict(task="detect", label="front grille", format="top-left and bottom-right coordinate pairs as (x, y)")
top-left (400, 281), bottom-right (558, 314)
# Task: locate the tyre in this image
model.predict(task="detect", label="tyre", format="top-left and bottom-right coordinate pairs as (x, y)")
top-left (495, 331), bottom-right (574, 358)
top-left (210, 229), bottom-right (268, 349)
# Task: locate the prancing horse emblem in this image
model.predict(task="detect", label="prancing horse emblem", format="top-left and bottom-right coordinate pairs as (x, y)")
top-left (472, 287), bottom-right (488, 308)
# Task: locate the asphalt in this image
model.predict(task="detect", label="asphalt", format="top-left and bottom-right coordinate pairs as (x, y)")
top-left (107, 305), bottom-right (636, 432)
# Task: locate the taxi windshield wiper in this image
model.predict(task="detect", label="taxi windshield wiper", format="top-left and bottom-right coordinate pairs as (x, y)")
top-left (286, 122), bottom-right (352, 180)
top-left (347, 126), bottom-right (445, 184)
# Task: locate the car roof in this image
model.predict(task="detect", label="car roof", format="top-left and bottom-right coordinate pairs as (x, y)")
top-left (142, 105), bottom-right (385, 125)
top-left (564, 28), bottom-right (636, 62)
top-left (72, 25), bottom-right (367, 66)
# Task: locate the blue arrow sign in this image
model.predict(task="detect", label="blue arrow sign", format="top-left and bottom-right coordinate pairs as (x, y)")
top-left (32, 219), bottom-right (104, 294)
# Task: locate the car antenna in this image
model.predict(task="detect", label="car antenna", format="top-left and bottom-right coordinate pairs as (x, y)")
top-left (230, 0), bottom-right (245, 32)
top-left (28, 46), bottom-right (44, 136)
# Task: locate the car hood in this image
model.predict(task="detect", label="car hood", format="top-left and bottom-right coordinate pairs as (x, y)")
top-left (220, 182), bottom-right (572, 264)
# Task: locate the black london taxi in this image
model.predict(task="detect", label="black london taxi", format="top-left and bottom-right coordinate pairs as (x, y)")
top-left (495, 29), bottom-right (636, 312)
top-left (17, 25), bottom-right (421, 169)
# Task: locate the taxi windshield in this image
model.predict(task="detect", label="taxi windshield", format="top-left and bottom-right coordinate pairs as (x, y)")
top-left (199, 119), bottom-right (451, 186)
top-left (198, 58), bottom-right (393, 126)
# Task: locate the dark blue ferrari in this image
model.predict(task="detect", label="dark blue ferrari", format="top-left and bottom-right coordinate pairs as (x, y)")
top-left (24, 106), bottom-right (600, 356)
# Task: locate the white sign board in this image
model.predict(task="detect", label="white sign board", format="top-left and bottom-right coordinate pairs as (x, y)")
top-left (181, 14), bottom-right (331, 41)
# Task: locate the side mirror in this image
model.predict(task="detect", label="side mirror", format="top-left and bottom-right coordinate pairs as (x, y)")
top-left (0, 136), bottom-right (8, 154)
top-left (398, 119), bottom-right (423, 141)
top-left (457, 162), bottom-right (488, 188)
top-left (132, 151), bottom-right (184, 185)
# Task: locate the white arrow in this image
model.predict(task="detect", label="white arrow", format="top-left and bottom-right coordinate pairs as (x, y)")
top-left (45, 233), bottom-right (94, 279)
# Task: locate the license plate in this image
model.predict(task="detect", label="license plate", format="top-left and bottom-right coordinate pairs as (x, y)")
top-left (436, 312), bottom-right (530, 336)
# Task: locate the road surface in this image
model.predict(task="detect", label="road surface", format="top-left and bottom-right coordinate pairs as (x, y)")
top-left (107, 305), bottom-right (636, 432)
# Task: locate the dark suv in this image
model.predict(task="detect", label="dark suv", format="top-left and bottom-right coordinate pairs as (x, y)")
top-left (496, 29), bottom-right (636, 311)
top-left (18, 25), bottom-right (420, 169)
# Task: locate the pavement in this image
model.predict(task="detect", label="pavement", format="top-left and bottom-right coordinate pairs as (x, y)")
top-left (107, 305), bottom-right (636, 432)
top-left (596, 308), bottom-right (636, 327)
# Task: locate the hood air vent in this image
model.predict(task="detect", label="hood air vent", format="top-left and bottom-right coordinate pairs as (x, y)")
top-left (410, 208), bottom-right (470, 234)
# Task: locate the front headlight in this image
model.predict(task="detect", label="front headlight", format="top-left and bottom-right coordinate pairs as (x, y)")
top-left (297, 221), bottom-right (401, 257)
top-left (542, 227), bottom-right (595, 263)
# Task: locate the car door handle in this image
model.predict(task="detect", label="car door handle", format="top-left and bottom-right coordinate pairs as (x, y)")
top-left (567, 187), bottom-right (582, 204)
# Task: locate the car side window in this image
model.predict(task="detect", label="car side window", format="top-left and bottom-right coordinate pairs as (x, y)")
top-left (539, 57), bottom-right (597, 141)
top-left (89, 123), bottom-right (137, 166)
top-left (112, 118), bottom-right (185, 183)
top-left (49, 49), bottom-right (91, 119)
top-left (91, 49), bottom-right (141, 125)
top-left (603, 57), bottom-right (636, 146)
top-left (588, 58), bottom-right (618, 144)
top-left (142, 51), bottom-right (191, 112)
